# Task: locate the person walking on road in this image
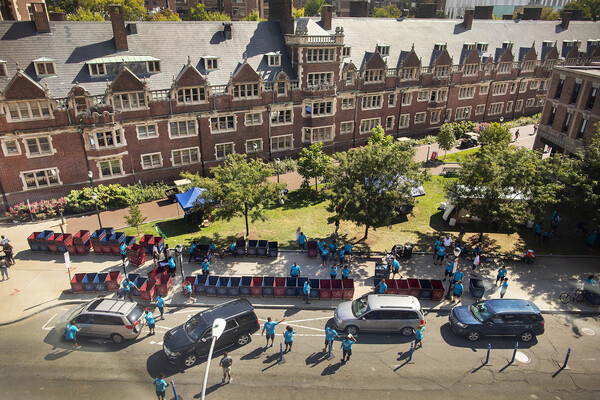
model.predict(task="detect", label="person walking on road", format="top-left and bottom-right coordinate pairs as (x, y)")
top-left (391, 257), bottom-right (402, 279)
top-left (320, 247), bottom-right (329, 266)
top-left (334, 219), bottom-right (340, 235)
top-left (500, 278), bottom-right (509, 298)
top-left (219, 352), bottom-right (233, 384)
top-left (414, 322), bottom-right (426, 349)
top-left (153, 373), bottom-right (169, 400)
top-left (65, 320), bottom-right (81, 349)
top-left (188, 241), bottom-right (197, 262)
top-left (0, 258), bottom-right (9, 280)
top-left (496, 266), bottom-right (508, 286)
top-left (184, 282), bottom-right (195, 303)
top-left (330, 264), bottom-right (338, 280)
top-left (341, 334), bottom-right (356, 363)
top-left (145, 309), bottom-right (156, 335)
top-left (472, 254), bottom-right (480, 276)
top-left (290, 262), bottom-right (301, 278)
top-left (324, 326), bottom-right (339, 352)
top-left (303, 280), bottom-right (311, 304)
top-left (201, 259), bottom-right (210, 275)
top-left (156, 295), bottom-right (165, 319)
top-left (434, 245), bottom-right (446, 265)
top-left (0, 235), bottom-right (10, 246)
top-left (452, 280), bottom-right (464, 303)
top-left (298, 232), bottom-right (307, 252)
top-left (514, 129), bottom-right (520, 141)
top-left (341, 265), bottom-right (351, 279)
top-left (262, 316), bottom-right (286, 348)
top-left (283, 325), bottom-right (296, 352)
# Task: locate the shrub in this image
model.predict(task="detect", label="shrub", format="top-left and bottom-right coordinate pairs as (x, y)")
top-left (126, 182), bottom-right (170, 204)
top-left (5, 198), bottom-right (66, 221)
top-left (272, 157), bottom-right (297, 174)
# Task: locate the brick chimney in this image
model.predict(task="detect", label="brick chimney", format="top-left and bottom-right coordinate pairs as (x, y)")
top-left (31, 3), bottom-right (50, 33)
top-left (321, 4), bottom-right (332, 30)
top-left (562, 11), bottom-right (572, 29)
top-left (110, 5), bottom-right (128, 51)
top-left (463, 9), bottom-right (474, 30)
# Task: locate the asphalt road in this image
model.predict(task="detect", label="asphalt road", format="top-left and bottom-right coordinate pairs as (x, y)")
top-left (1, 303), bottom-right (600, 400)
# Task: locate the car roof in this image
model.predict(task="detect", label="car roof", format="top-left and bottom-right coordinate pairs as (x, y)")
top-left (85, 299), bottom-right (136, 315)
top-left (367, 294), bottom-right (421, 310)
top-left (485, 299), bottom-right (541, 314)
top-left (205, 298), bottom-right (255, 320)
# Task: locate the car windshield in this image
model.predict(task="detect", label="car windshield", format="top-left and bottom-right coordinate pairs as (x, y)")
top-left (351, 296), bottom-right (369, 318)
top-left (184, 314), bottom-right (208, 342)
top-left (470, 302), bottom-right (494, 322)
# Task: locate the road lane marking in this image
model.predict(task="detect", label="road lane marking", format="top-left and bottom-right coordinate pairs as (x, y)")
top-left (42, 313), bottom-right (57, 331)
top-left (285, 317), bottom-right (332, 324)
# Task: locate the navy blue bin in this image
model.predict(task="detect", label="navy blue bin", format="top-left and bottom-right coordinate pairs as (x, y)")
top-left (469, 278), bottom-right (485, 299)
top-left (228, 277), bottom-right (241, 297)
top-left (195, 275), bottom-right (207, 295)
top-left (37, 230), bottom-right (54, 252)
top-left (285, 277), bottom-right (297, 297)
top-left (257, 240), bottom-right (268, 256)
top-left (419, 279), bottom-right (433, 299)
top-left (309, 279), bottom-right (320, 298)
top-left (296, 277), bottom-right (309, 297)
top-left (132, 277), bottom-right (147, 296)
top-left (93, 273), bottom-right (109, 292)
top-left (82, 273), bottom-right (97, 292)
top-left (262, 276), bottom-right (275, 296)
top-left (217, 277), bottom-right (230, 297)
top-left (247, 240), bottom-right (258, 256)
top-left (240, 276), bottom-right (252, 296)
top-left (235, 239), bottom-right (246, 256)
top-left (206, 276), bottom-right (219, 296)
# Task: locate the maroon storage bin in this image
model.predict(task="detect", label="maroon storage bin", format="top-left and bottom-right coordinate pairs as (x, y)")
top-left (320, 279), bottom-right (331, 299)
top-left (385, 279), bottom-right (398, 295)
top-left (73, 230), bottom-right (90, 245)
top-left (140, 234), bottom-right (155, 254)
top-left (397, 279), bottom-right (410, 295)
top-left (28, 232), bottom-right (42, 251)
top-left (274, 277), bottom-right (286, 297)
top-left (140, 281), bottom-right (156, 301)
top-left (431, 279), bottom-right (445, 300)
top-left (155, 274), bottom-right (172, 296)
top-left (70, 273), bottom-right (86, 292)
top-left (183, 276), bottom-right (196, 295)
top-left (251, 277), bottom-right (263, 297)
top-left (307, 241), bottom-right (318, 258)
top-left (75, 240), bottom-right (91, 255)
top-left (408, 279), bottom-right (421, 298)
top-left (331, 279), bottom-right (343, 299)
top-left (47, 234), bottom-right (60, 254)
top-left (105, 271), bottom-right (123, 291)
top-left (148, 266), bottom-right (167, 282)
top-left (342, 279), bottom-right (355, 299)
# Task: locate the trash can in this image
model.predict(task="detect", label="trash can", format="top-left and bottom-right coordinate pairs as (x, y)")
top-left (47, 234), bottom-right (60, 254)
top-left (431, 279), bottom-right (445, 300)
top-left (195, 275), bottom-right (208, 295)
top-left (342, 279), bottom-right (355, 299)
top-left (274, 277), bottom-right (286, 297)
top-left (240, 276), bottom-right (252, 296)
top-left (403, 243), bottom-right (413, 259)
top-left (307, 241), bottom-right (318, 258)
top-left (262, 276), bottom-right (275, 296)
top-left (65, 238), bottom-right (77, 255)
top-left (106, 271), bottom-right (122, 291)
top-left (285, 277), bottom-right (297, 297)
top-left (469, 277), bottom-right (485, 299)
top-left (28, 232), bottom-right (42, 252)
top-left (126, 273), bottom-right (140, 287)
top-left (82, 273), bottom-right (98, 292)
top-left (407, 278), bottom-right (421, 297)
top-left (268, 242), bottom-right (278, 258)
top-left (331, 279), bottom-right (343, 299)
top-left (57, 233), bottom-right (72, 254)
top-left (109, 232), bottom-right (126, 256)
top-left (217, 277), bottom-right (230, 297)
top-left (228, 277), bottom-right (242, 297)
top-left (93, 273), bottom-right (109, 292)
top-left (310, 279), bottom-right (320, 299)
top-left (247, 240), bottom-right (259, 256)
top-left (296, 277), bottom-right (308, 297)
top-left (126, 244), bottom-right (146, 266)
top-left (419, 279), bottom-right (433, 299)
top-left (90, 229), bottom-right (106, 253)
top-left (140, 281), bottom-right (156, 301)
top-left (251, 277), bottom-right (263, 297)
top-left (148, 266), bottom-right (167, 282)
top-left (70, 273), bottom-right (86, 292)
top-left (585, 289), bottom-right (600, 306)
top-left (37, 230), bottom-right (54, 252)
top-left (73, 230), bottom-right (90, 245)
top-left (374, 263), bottom-right (390, 279)
top-left (385, 279), bottom-right (398, 294)
top-left (183, 276), bottom-right (196, 295)
top-left (393, 244), bottom-right (403, 259)
top-left (206, 276), bottom-right (219, 296)
top-left (140, 234), bottom-right (155, 254)
top-left (320, 279), bottom-right (331, 299)
top-left (397, 279), bottom-right (410, 295)
top-left (75, 240), bottom-right (91, 255)
top-left (194, 244), bottom-right (212, 262)
top-left (156, 275), bottom-right (172, 296)
top-left (99, 235), bottom-right (111, 255)
top-left (236, 239), bottom-right (247, 256)
top-left (257, 240), bottom-right (268, 256)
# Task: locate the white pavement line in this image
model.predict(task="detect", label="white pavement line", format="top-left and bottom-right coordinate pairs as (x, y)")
top-left (21, 271), bottom-right (44, 291)
top-left (59, 308), bottom-right (69, 311)
top-left (285, 317), bottom-right (332, 324)
top-left (284, 323), bottom-right (324, 332)
top-left (41, 313), bottom-right (57, 331)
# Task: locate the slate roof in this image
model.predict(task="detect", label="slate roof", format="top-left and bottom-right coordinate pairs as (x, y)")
top-left (0, 20), bottom-right (295, 98)
top-left (308, 17), bottom-right (598, 69)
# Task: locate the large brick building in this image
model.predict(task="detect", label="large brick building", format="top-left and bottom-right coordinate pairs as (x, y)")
top-left (534, 65), bottom-right (600, 155)
top-left (0, 2), bottom-right (598, 212)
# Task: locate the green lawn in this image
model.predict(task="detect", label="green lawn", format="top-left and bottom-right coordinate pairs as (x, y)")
top-left (439, 147), bottom-right (479, 163)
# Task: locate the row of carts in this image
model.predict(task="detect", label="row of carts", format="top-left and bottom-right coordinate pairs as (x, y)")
top-left (234, 239), bottom-right (278, 257)
top-left (70, 270), bottom-right (173, 301)
top-left (373, 277), bottom-right (486, 300)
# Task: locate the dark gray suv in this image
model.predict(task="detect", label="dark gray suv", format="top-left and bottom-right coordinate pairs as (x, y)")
top-left (449, 299), bottom-right (545, 342)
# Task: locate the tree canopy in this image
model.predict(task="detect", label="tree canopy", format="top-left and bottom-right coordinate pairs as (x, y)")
top-left (370, 4), bottom-right (403, 18)
top-left (324, 141), bottom-right (425, 240)
top-left (436, 123), bottom-right (455, 158)
top-left (188, 3), bottom-right (231, 21)
top-left (182, 154), bottom-right (284, 237)
top-left (367, 124), bottom-right (393, 146)
top-left (148, 9), bottom-right (181, 21)
top-left (242, 10), bottom-right (264, 21)
top-left (304, 0), bottom-right (325, 16)
top-left (297, 142), bottom-right (332, 191)
top-left (77, 0), bottom-right (147, 20)
top-left (293, 7), bottom-right (305, 18)
top-left (66, 8), bottom-right (104, 20)
top-left (562, 0), bottom-right (600, 18)
top-left (478, 122), bottom-right (511, 147)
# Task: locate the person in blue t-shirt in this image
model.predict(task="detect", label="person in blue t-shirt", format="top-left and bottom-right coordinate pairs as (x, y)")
top-left (290, 262), bottom-right (301, 278)
top-left (324, 326), bottom-right (339, 352)
top-left (341, 266), bottom-right (351, 279)
top-left (443, 259), bottom-right (454, 282)
top-left (534, 223), bottom-right (542, 243)
top-left (298, 232), bottom-right (307, 251)
top-left (120, 242), bottom-right (127, 263)
top-left (496, 266), bottom-right (508, 286)
top-left (156, 295), bottom-right (165, 320)
top-left (185, 282), bottom-right (195, 302)
top-left (330, 264), bottom-right (338, 279)
top-left (303, 280), bottom-right (311, 304)
top-left (344, 243), bottom-right (353, 261)
top-left (433, 237), bottom-right (441, 259)
top-left (453, 268), bottom-right (464, 284)
top-left (201, 259), bottom-right (210, 275)
top-left (318, 239), bottom-right (325, 252)
top-left (329, 241), bottom-right (337, 261)
top-left (339, 248), bottom-right (346, 266)
top-left (391, 258), bottom-right (402, 279)
top-left (65, 320), bottom-right (81, 349)
top-left (188, 241), bottom-right (197, 262)
top-left (321, 248), bottom-right (329, 266)
top-left (145, 309), bottom-right (156, 335)
top-left (434, 245), bottom-right (446, 265)
top-left (283, 325), bottom-right (296, 352)
top-left (584, 275), bottom-right (595, 287)
top-left (153, 373), bottom-right (169, 400)
top-left (121, 278), bottom-right (138, 302)
top-left (453, 280), bottom-right (464, 302)
top-left (262, 316), bottom-right (287, 348)
top-left (375, 279), bottom-right (387, 294)
top-left (415, 322), bottom-right (426, 348)
top-left (340, 334), bottom-right (356, 363)
top-left (167, 256), bottom-right (177, 275)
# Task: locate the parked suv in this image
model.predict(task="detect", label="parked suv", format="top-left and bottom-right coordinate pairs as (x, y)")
top-left (333, 294), bottom-right (424, 336)
top-left (59, 299), bottom-right (146, 344)
top-left (163, 298), bottom-right (260, 367)
top-left (449, 299), bottom-right (545, 342)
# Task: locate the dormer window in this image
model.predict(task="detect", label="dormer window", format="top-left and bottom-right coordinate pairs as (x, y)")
top-left (434, 65), bottom-right (450, 78)
top-left (0, 61), bottom-right (6, 77)
top-left (463, 43), bottom-right (476, 51)
top-left (476, 42), bottom-right (488, 52)
top-left (521, 60), bottom-right (535, 72)
top-left (89, 64), bottom-right (106, 77)
top-left (34, 58), bottom-right (56, 76)
top-left (147, 61), bottom-right (161, 73)
top-left (497, 62), bottom-right (511, 74)
top-left (343, 46), bottom-right (351, 57)
top-left (204, 56), bottom-right (219, 71)
top-left (266, 52), bottom-right (281, 67)
top-left (434, 43), bottom-right (447, 51)
top-left (376, 44), bottom-right (390, 57)
top-left (502, 41), bottom-right (514, 51)
top-left (463, 64), bottom-right (479, 76)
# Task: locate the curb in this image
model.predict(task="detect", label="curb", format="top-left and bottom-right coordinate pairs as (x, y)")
top-left (2, 299), bottom-right (599, 326)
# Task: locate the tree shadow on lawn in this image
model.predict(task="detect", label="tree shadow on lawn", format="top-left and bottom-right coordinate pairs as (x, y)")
top-left (276, 188), bottom-right (327, 211)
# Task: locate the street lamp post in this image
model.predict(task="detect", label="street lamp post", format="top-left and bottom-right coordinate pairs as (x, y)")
top-left (201, 318), bottom-right (227, 400)
top-left (175, 244), bottom-right (184, 280)
top-left (87, 171), bottom-right (102, 229)
top-left (276, 158), bottom-right (281, 183)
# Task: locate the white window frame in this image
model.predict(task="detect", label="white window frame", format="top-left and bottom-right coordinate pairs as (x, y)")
top-left (210, 115), bottom-right (236, 133)
top-left (305, 101), bottom-right (334, 117)
top-left (376, 44), bottom-right (390, 57)
top-left (89, 63), bottom-right (106, 77)
top-left (307, 72), bottom-right (333, 88)
top-left (475, 104), bottom-right (485, 115)
top-left (270, 108), bottom-right (293, 125)
top-left (463, 64), bottom-right (479, 77)
top-left (399, 114), bottom-right (410, 128)
top-left (344, 71), bottom-right (354, 85)
top-left (5, 100), bottom-right (53, 121)
top-left (172, 146), bottom-right (200, 166)
top-left (233, 82), bottom-right (259, 100)
top-left (147, 61), bottom-right (161, 73)
top-left (506, 101), bottom-right (513, 113)
top-left (20, 167), bottom-right (62, 190)
top-left (137, 124), bottom-right (158, 140)
top-left (489, 102), bottom-right (503, 115)
top-left (458, 86), bottom-right (475, 100)
top-left (169, 119), bottom-right (196, 138)
top-left (414, 112), bottom-right (426, 124)
top-left (497, 62), bottom-right (511, 74)
top-left (177, 87), bottom-right (206, 104)
top-left (401, 92), bottom-right (413, 106)
top-left (434, 65), bottom-right (450, 78)
top-left (521, 60), bottom-right (535, 72)
top-left (385, 116), bottom-right (394, 131)
top-left (268, 54), bottom-right (281, 67)
top-left (401, 67), bottom-right (418, 81)
top-left (306, 48), bottom-right (335, 63)
top-left (340, 121), bottom-right (354, 135)
top-left (271, 134), bottom-right (293, 152)
top-left (515, 99), bottom-right (523, 112)
top-left (343, 46), bottom-right (351, 57)
top-left (87, 128), bottom-right (125, 150)
top-left (23, 135), bottom-right (55, 158)
top-left (492, 83), bottom-right (508, 96)
top-left (0, 62), bottom-right (6, 77)
top-left (430, 89), bottom-right (447, 103)
top-left (359, 118), bottom-right (381, 135)
top-left (479, 85), bottom-right (489, 95)
top-left (205, 57), bottom-right (219, 71)
top-left (341, 97), bottom-right (355, 109)
top-left (430, 110), bottom-right (441, 124)
top-left (244, 112), bottom-right (262, 126)
top-left (388, 93), bottom-right (397, 107)
top-left (525, 98), bottom-right (535, 108)
top-left (364, 69), bottom-right (384, 83)
top-left (215, 142), bottom-right (235, 159)
top-left (113, 92), bottom-right (146, 111)
top-left (530, 80), bottom-right (540, 90)
top-left (245, 139), bottom-right (263, 153)
top-left (1, 138), bottom-right (21, 157)
top-left (361, 94), bottom-right (382, 110)
top-left (97, 158), bottom-right (124, 179)
top-left (417, 90), bottom-right (429, 102)
top-left (519, 81), bottom-right (528, 93)
top-left (35, 61), bottom-right (56, 76)
top-left (304, 126), bottom-right (334, 143)
top-left (455, 107), bottom-right (471, 120)
top-left (141, 152), bottom-right (163, 170)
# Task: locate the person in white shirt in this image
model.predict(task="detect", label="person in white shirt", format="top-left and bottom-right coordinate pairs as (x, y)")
top-left (1, 235), bottom-right (9, 246)
top-left (443, 235), bottom-right (452, 248)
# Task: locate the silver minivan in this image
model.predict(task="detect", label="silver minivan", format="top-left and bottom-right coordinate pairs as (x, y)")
top-left (59, 299), bottom-right (146, 343)
top-left (333, 294), bottom-right (424, 336)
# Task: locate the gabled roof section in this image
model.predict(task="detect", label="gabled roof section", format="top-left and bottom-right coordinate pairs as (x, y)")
top-left (590, 46), bottom-right (600, 58)
top-left (363, 51), bottom-right (387, 70)
top-left (68, 83), bottom-right (90, 97)
top-left (342, 62), bottom-right (356, 72)
top-left (431, 49), bottom-right (452, 67)
top-left (495, 48), bottom-right (514, 62)
top-left (175, 61), bottom-right (206, 87)
top-left (231, 61), bottom-right (260, 83)
top-left (2, 69), bottom-right (47, 100)
top-left (110, 66), bottom-right (145, 92)
top-left (519, 44), bottom-right (537, 61)
top-left (541, 44), bottom-right (559, 61)
top-left (398, 47), bottom-right (421, 68)
top-left (460, 49), bottom-right (481, 65)
top-left (565, 46), bottom-right (580, 59)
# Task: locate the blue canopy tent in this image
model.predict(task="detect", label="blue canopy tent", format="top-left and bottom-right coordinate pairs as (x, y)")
top-left (175, 187), bottom-right (207, 215)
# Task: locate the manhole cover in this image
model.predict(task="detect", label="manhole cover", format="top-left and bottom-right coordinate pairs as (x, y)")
top-left (515, 351), bottom-right (531, 363)
top-left (582, 327), bottom-right (595, 336)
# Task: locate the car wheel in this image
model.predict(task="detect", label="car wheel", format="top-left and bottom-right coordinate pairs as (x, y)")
top-left (467, 331), bottom-right (481, 341)
top-left (345, 325), bottom-right (359, 335)
top-left (111, 333), bottom-right (124, 344)
top-left (519, 331), bottom-right (535, 342)
top-left (401, 327), bottom-right (414, 336)
top-left (182, 353), bottom-right (198, 368)
top-left (236, 333), bottom-right (251, 346)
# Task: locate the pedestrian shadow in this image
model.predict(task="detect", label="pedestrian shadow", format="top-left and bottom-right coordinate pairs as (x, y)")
top-left (321, 360), bottom-right (344, 376)
top-left (305, 351), bottom-right (329, 368)
top-left (261, 353), bottom-right (282, 372)
top-left (44, 348), bottom-right (73, 361)
top-left (283, 308), bottom-right (301, 318)
top-left (193, 383), bottom-right (222, 398)
top-left (241, 346), bottom-right (265, 360)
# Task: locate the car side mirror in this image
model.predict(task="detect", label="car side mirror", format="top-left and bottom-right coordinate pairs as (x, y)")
top-left (360, 317), bottom-right (365, 321)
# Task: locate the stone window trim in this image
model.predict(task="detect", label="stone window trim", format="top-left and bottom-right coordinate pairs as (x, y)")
top-left (341, 96), bottom-right (355, 110)
top-left (361, 94), bottom-right (383, 110)
top-left (215, 142), bottom-right (235, 160)
top-left (388, 93), bottom-right (397, 107)
top-left (304, 125), bottom-right (335, 143)
top-left (140, 152), bottom-right (163, 170)
top-left (245, 138), bottom-right (263, 153)
top-left (385, 116), bottom-right (394, 131)
top-left (359, 118), bottom-right (381, 135)
top-left (270, 107), bottom-right (294, 126)
top-left (168, 118), bottom-right (197, 139)
top-left (5, 100), bottom-right (53, 122)
top-left (147, 61), bottom-right (161, 73)
top-left (489, 102), bottom-right (503, 116)
top-left (171, 146), bottom-right (200, 166)
top-left (0, 62), bottom-right (7, 77)
top-left (89, 63), bottom-right (106, 77)
top-left (95, 157), bottom-right (125, 180)
top-left (363, 69), bottom-right (384, 83)
top-left (1, 138), bottom-right (21, 157)
top-left (475, 104), bottom-right (485, 115)
top-left (86, 127), bottom-right (126, 150)
top-left (233, 82), bottom-right (260, 100)
top-left (177, 87), bottom-right (207, 105)
top-left (244, 112), bottom-right (262, 126)
top-left (271, 134), bottom-right (294, 152)
top-left (20, 167), bottom-right (62, 191)
top-left (112, 91), bottom-right (147, 111)
top-left (209, 114), bottom-right (236, 134)
top-left (306, 48), bottom-right (336, 63)
top-left (455, 106), bottom-right (471, 121)
top-left (414, 112), bottom-right (426, 124)
top-left (417, 90), bottom-right (429, 102)
top-left (479, 84), bottom-right (489, 95)
top-left (23, 135), bottom-right (57, 158)
top-left (458, 86), bottom-right (476, 100)
top-left (136, 123), bottom-right (159, 140)
top-left (430, 109), bottom-right (442, 124)
top-left (304, 101), bottom-right (334, 118)
top-left (267, 54), bottom-right (281, 67)
top-left (399, 114), bottom-right (410, 128)
top-left (34, 60), bottom-right (56, 76)
top-left (515, 99), bottom-right (524, 112)
top-left (340, 121), bottom-right (354, 134)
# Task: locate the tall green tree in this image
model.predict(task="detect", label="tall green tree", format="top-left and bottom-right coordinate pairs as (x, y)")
top-left (367, 124), bottom-right (393, 146)
top-left (148, 9), bottom-right (181, 21)
top-left (297, 142), bottom-right (332, 191)
top-left (124, 203), bottom-right (147, 236)
top-left (370, 4), bottom-right (403, 18)
top-left (188, 3), bottom-right (231, 21)
top-left (324, 142), bottom-right (425, 240)
top-left (562, 0), bottom-right (600, 18)
top-left (182, 154), bottom-right (284, 237)
top-left (447, 145), bottom-right (563, 239)
top-left (478, 122), bottom-right (511, 147)
top-left (243, 10), bottom-right (264, 21)
top-left (67, 8), bottom-right (104, 20)
top-left (304, 0), bottom-right (325, 16)
top-left (77, 0), bottom-right (147, 20)
top-left (436, 123), bottom-right (455, 159)
top-left (293, 7), bottom-right (305, 17)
